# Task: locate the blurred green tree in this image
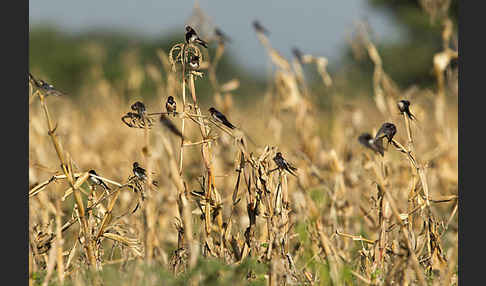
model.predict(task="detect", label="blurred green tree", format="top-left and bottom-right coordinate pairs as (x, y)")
top-left (337, 0), bottom-right (458, 91)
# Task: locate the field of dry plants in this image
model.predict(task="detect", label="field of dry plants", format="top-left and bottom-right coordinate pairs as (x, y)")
top-left (29, 16), bottom-right (458, 286)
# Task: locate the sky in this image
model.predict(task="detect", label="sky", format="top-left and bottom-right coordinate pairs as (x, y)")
top-left (29, 0), bottom-right (403, 74)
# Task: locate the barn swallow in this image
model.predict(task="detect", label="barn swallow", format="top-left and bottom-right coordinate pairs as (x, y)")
top-left (397, 100), bottom-right (416, 120)
top-left (160, 114), bottom-right (184, 138)
top-left (215, 27), bottom-right (231, 44)
top-left (29, 73), bottom-right (65, 96)
top-left (252, 20), bottom-right (269, 36)
top-left (189, 55), bottom-right (200, 70)
top-left (208, 107), bottom-right (236, 129)
top-left (185, 25), bottom-right (208, 48)
top-left (273, 152), bottom-right (298, 177)
top-left (88, 170), bottom-right (111, 190)
top-left (292, 47), bottom-right (304, 64)
top-left (375, 122), bottom-right (397, 143)
top-left (166, 96), bottom-right (177, 116)
top-left (132, 162), bottom-right (147, 181)
top-left (131, 101), bottom-right (146, 116)
top-left (358, 133), bottom-right (384, 156)
top-left (374, 123), bottom-right (397, 153)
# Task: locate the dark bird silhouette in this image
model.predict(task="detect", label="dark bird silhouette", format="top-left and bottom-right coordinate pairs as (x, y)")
top-left (159, 114), bottom-right (184, 139)
top-left (375, 122), bottom-right (397, 143)
top-left (358, 133), bottom-right (384, 156)
top-left (397, 100), bottom-right (416, 120)
top-left (131, 101), bottom-right (146, 116)
top-left (209, 107), bottom-right (236, 129)
top-left (215, 27), bottom-right (231, 44)
top-left (273, 152), bottom-right (298, 177)
top-left (166, 96), bottom-right (177, 116)
top-left (252, 20), bottom-right (269, 35)
top-left (88, 170), bottom-right (111, 191)
top-left (29, 73), bottom-right (65, 97)
top-left (132, 162), bottom-right (147, 181)
top-left (374, 122), bottom-right (397, 153)
top-left (185, 25), bottom-right (208, 48)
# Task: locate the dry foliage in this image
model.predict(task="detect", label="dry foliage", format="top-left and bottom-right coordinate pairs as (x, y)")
top-left (29, 10), bottom-right (458, 286)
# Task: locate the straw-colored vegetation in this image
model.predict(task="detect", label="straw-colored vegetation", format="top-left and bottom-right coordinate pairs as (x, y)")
top-left (29, 6), bottom-right (458, 286)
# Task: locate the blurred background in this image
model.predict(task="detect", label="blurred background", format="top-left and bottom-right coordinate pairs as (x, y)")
top-left (29, 0), bottom-right (458, 106)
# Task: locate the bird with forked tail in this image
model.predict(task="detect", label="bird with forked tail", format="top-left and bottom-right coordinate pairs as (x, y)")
top-left (185, 25), bottom-right (208, 48)
top-left (88, 170), bottom-right (111, 191)
top-left (208, 107), bottom-right (236, 130)
top-left (397, 100), bottom-right (417, 121)
top-left (273, 152), bottom-right (298, 177)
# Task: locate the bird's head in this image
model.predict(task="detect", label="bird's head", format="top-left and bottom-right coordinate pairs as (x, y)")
top-left (397, 100), bottom-right (410, 112)
top-left (133, 162), bottom-right (139, 168)
top-left (208, 107), bottom-right (216, 114)
top-left (185, 25), bottom-right (192, 32)
top-left (88, 170), bottom-right (97, 175)
top-left (39, 80), bottom-right (53, 89)
top-left (131, 101), bottom-right (145, 111)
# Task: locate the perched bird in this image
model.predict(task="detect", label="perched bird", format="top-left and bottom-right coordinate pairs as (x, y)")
top-left (132, 162), bottom-right (147, 181)
top-left (189, 55), bottom-right (200, 70)
top-left (131, 101), bottom-right (146, 116)
top-left (159, 114), bottom-right (184, 139)
top-left (292, 47), bottom-right (304, 64)
top-left (215, 27), bottom-right (231, 44)
top-left (166, 96), bottom-right (177, 116)
top-left (29, 73), bottom-right (65, 97)
top-left (358, 133), bottom-right (384, 156)
top-left (397, 100), bottom-right (416, 120)
top-left (374, 122), bottom-right (397, 153)
top-left (185, 25), bottom-right (208, 48)
top-left (252, 20), bottom-right (269, 35)
top-left (375, 122), bottom-right (397, 143)
top-left (88, 170), bottom-right (111, 191)
top-left (273, 152), bottom-right (298, 177)
top-left (208, 107), bottom-right (236, 129)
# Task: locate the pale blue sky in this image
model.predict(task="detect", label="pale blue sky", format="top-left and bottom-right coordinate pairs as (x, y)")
top-left (29, 0), bottom-right (403, 74)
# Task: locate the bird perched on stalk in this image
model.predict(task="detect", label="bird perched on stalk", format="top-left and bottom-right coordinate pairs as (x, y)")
top-left (397, 100), bottom-right (416, 120)
top-left (209, 107), bottom-right (236, 129)
top-left (375, 122), bottom-right (397, 143)
top-left (165, 96), bottom-right (177, 116)
top-left (88, 170), bottom-right (111, 191)
top-left (29, 72), bottom-right (66, 97)
top-left (131, 101), bottom-right (147, 117)
top-left (373, 122), bottom-right (397, 153)
top-left (273, 152), bottom-right (298, 177)
top-left (185, 25), bottom-right (208, 48)
top-left (132, 162), bottom-right (147, 181)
